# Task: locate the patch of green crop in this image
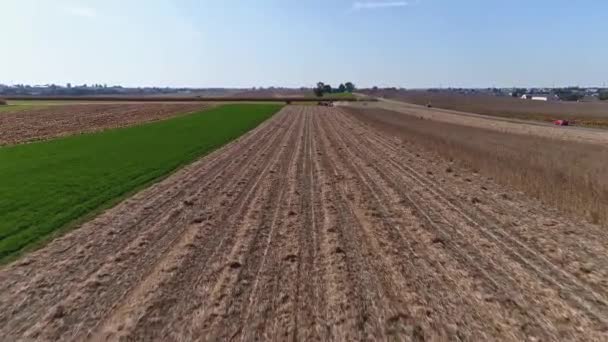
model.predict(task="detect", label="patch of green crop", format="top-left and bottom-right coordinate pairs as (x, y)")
top-left (0, 103), bottom-right (282, 262)
top-left (0, 104), bottom-right (39, 112)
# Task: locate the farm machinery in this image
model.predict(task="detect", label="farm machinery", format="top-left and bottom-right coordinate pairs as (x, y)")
top-left (553, 119), bottom-right (575, 126)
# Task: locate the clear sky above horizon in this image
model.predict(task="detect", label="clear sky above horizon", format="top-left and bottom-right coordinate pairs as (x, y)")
top-left (2, 0), bottom-right (607, 88)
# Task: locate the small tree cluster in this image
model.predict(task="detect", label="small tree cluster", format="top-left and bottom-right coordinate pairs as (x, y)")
top-left (555, 89), bottom-right (585, 102)
top-left (314, 82), bottom-right (356, 97)
top-left (511, 88), bottom-right (527, 97)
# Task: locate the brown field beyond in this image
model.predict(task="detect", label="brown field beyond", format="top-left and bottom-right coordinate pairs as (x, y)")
top-left (366, 90), bottom-right (608, 127)
top-left (0, 103), bottom-right (209, 145)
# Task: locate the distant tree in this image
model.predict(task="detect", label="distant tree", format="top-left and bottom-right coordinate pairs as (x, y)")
top-left (323, 84), bottom-right (332, 94)
top-left (338, 83), bottom-right (346, 93)
top-left (511, 88), bottom-right (527, 97)
top-left (314, 82), bottom-right (325, 97)
top-left (313, 87), bottom-right (324, 97)
top-left (555, 89), bottom-right (585, 101)
top-left (372, 86), bottom-right (379, 92)
top-left (345, 82), bottom-right (355, 93)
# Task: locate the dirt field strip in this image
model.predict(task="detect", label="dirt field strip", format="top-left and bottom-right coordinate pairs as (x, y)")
top-left (1, 106), bottom-right (607, 340)
top-left (365, 90), bottom-right (608, 128)
top-left (0, 103), bottom-right (209, 145)
top-left (357, 99), bottom-right (608, 145)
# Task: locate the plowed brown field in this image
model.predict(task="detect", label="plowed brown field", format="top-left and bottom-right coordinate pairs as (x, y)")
top-left (1, 106), bottom-right (607, 340)
top-left (0, 103), bottom-right (208, 145)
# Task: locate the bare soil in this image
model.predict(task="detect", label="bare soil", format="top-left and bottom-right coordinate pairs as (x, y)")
top-left (1, 106), bottom-right (607, 340)
top-left (366, 90), bottom-right (608, 127)
top-left (0, 103), bottom-right (208, 145)
top-left (358, 99), bottom-right (608, 145)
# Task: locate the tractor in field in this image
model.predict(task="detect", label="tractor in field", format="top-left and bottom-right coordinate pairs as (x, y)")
top-left (553, 119), bottom-right (575, 126)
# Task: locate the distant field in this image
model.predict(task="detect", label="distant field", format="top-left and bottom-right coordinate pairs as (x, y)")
top-left (0, 104), bottom-right (40, 112)
top-left (323, 92), bottom-right (356, 99)
top-left (0, 102), bottom-right (209, 145)
top-left (8, 100), bottom-right (98, 105)
top-left (2, 100), bottom-right (109, 111)
top-left (234, 88), bottom-right (312, 98)
top-left (368, 90), bottom-right (608, 128)
top-left (0, 103), bottom-right (282, 262)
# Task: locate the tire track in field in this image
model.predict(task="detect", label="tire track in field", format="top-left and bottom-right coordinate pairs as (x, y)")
top-left (307, 110), bottom-right (363, 340)
top-left (313, 108), bottom-right (414, 339)
top-left (292, 109), bottom-right (326, 339)
top-left (191, 108), bottom-right (304, 340)
top-left (235, 108), bottom-right (307, 340)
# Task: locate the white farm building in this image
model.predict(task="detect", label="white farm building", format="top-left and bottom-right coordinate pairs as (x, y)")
top-left (521, 94), bottom-right (553, 101)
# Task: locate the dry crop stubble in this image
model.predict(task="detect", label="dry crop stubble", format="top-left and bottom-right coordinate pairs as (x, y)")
top-left (345, 106), bottom-right (608, 226)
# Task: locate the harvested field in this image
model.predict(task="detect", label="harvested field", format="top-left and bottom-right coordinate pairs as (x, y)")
top-left (0, 103), bottom-right (208, 145)
top-left (1, 106), bottom-right (607, 340)
top-left (361, 99), bottom-right (608, 145)
top-left (368, 90), bottom-right (608, 128)
top-left (346, 105), bottom-right (608, 226)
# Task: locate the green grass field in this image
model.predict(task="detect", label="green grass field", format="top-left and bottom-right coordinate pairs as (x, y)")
top-left (0, 103), bottom-right (282, 263)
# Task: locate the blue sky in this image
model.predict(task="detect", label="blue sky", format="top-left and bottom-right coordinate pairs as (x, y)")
top-left (2, 0), bottom-right (607, 88)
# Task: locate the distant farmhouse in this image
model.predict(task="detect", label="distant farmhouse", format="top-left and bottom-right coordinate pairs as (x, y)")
top-left (520, 94), bottom-right (557, 101)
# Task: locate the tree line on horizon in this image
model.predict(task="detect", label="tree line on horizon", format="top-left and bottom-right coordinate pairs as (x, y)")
top-left (314, 82), bottom-right (355, 97)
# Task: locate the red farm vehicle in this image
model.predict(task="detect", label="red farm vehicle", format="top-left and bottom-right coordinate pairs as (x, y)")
top-left (553, 119), bottom-right (575, 126)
